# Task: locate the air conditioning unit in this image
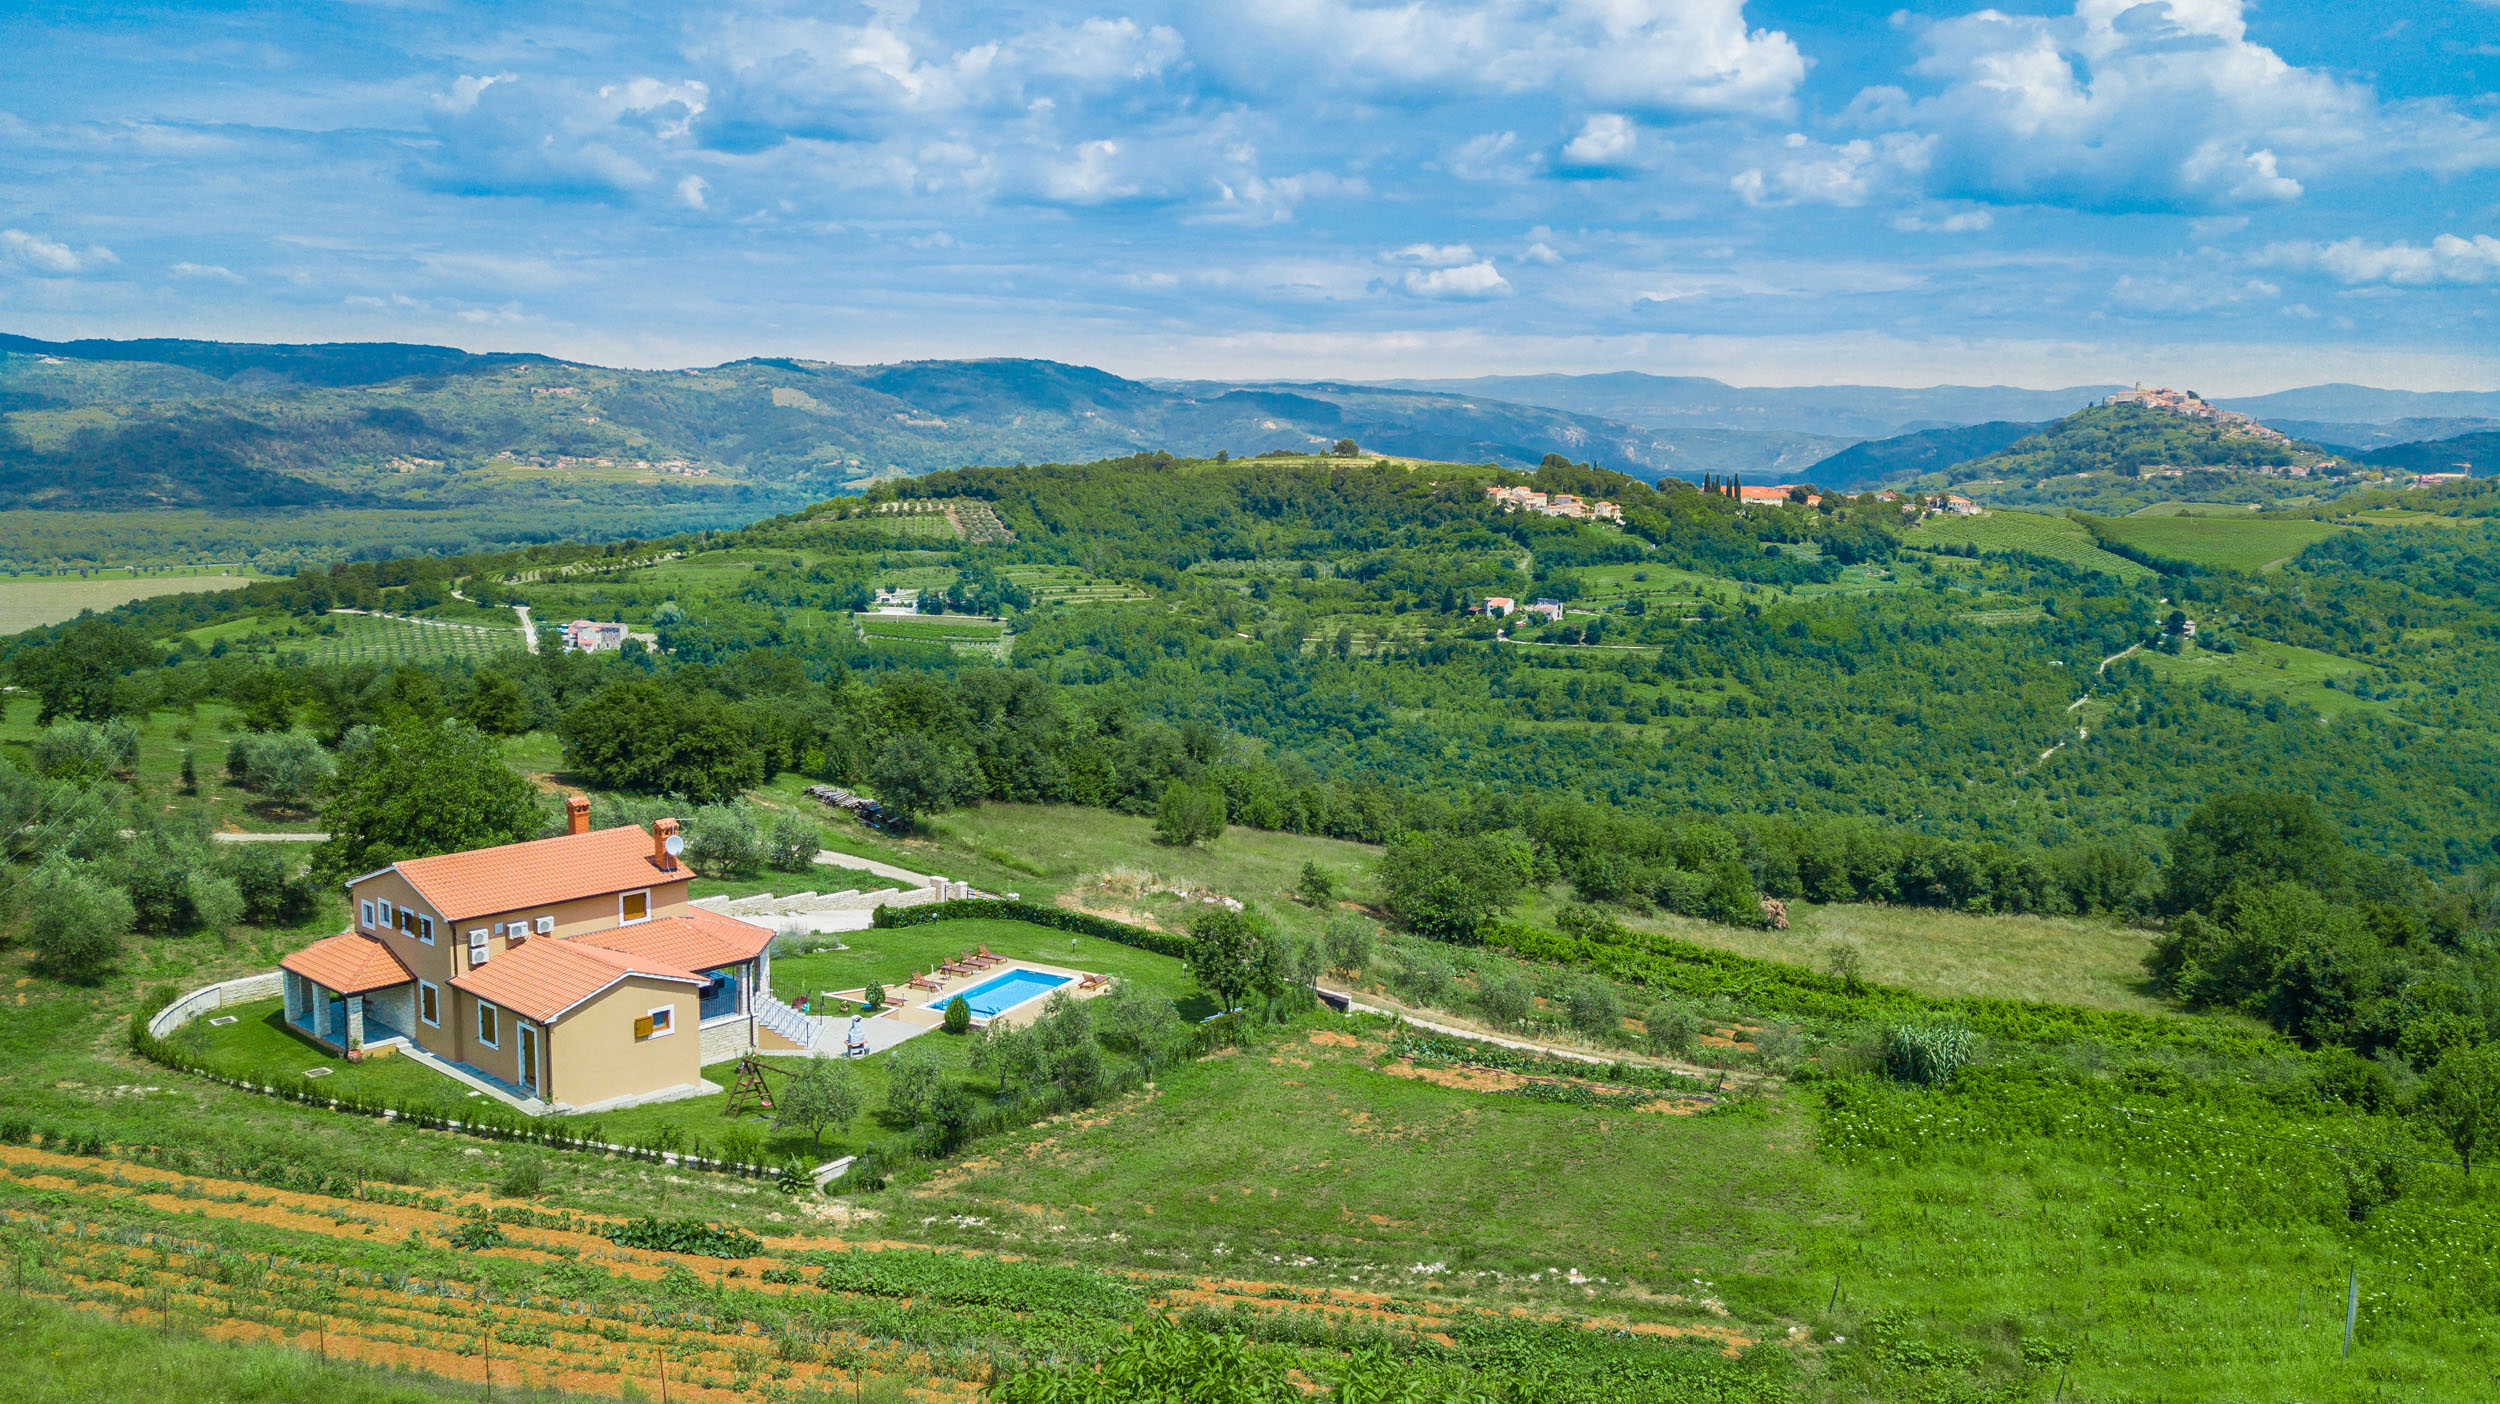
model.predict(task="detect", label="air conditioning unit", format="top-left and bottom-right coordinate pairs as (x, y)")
top-left (468, 929), bottom-right (490, 964)
top-left (535, 916), bottom-right (555, 935)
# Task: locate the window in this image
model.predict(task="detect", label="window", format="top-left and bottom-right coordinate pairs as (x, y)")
top-left (359, 899), bottom-right (376, 930)
top-left (468, 929), bottom-right (490, 966)
top-left (396, 906), bottom-right (411, 932)
top-left (416, 914), bottom-right (436, 946)
top-left (621, 890), bottom-right (650, 924)
top-left (477, 1002), bottom-right (500, 1049)
top-left (378, 900), bottom-right (395, 927)
top-left (635, 1004), bottom-right (674, 1041)
top-left (418, 981), bottom-right (439, 1027)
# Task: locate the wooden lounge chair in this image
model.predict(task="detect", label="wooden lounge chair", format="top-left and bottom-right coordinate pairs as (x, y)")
top-left (972, 945), bottom-right (1002, 968)
top-left (882, 988), bottom-right (909, 1008)
top-left (908, 970), bottom-right (944, 992)
top-left (1078, 972), bottom-right (1111, 990)
top-left (940, 955), bottom-right (973, 976)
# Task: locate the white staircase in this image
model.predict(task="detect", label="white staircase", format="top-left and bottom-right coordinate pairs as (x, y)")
top-left (755, 990), bottom-right (818, 1050)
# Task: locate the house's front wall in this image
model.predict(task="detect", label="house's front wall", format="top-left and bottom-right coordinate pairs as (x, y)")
top-left (547, 977), bottom-right (701, 1107)
top-left (453, 985), bottom-right (524, 1087)
top-left (346, 869), bottom-right (455, 990)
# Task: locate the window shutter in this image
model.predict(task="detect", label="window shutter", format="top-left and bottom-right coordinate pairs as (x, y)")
top-left (634, 1015), bottom-right (654, 1040)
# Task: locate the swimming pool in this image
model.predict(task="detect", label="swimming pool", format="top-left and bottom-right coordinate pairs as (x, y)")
top-left (927, 967), bottom-right (1073, 1020)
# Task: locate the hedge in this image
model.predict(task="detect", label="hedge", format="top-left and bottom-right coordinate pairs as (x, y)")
top-left (870, 898), bottom-right (1192, 959)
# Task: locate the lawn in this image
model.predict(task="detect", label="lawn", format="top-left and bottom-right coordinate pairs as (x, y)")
top-left (908, 1017), bottom-right (1829, 1288)
top-left (1906, 510), bottom-right (2155, 581)
top-left (2089, 513), bottom-right (2344, 572)
top-left (0, 571), bottom-right (259, 634)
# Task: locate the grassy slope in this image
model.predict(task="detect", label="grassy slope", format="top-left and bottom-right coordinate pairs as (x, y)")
top-left (2090, 513), bottom-right (2344, 572)
top-left (2134, 638), bottom-right (2388, 720)
top-left (0, 572), bottom-right (259, 633)
top-left (1905, 511), bottom-right (2154, 581)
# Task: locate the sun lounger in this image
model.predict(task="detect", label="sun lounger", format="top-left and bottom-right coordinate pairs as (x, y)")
top-left (908, 970), bottom-right (944, 991)
top-left (1078, 972), bottom-right (1110, 990)
top-left (882, 988), bottom-right (908, 1008)
top-left (971, 946), bottom-right (1002, 968)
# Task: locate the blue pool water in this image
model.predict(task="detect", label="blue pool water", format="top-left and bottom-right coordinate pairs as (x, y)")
top-left (928, 967), bottom-right (1073, 1018)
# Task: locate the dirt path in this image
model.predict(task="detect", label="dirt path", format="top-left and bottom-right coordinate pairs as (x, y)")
top-left (513, 603), bottom-right (539, 653)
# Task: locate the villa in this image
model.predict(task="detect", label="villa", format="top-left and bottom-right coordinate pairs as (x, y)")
top-left (278, 798), bottom-right (789, 1112)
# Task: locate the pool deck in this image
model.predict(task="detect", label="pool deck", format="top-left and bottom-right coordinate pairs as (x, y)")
top-left (821, 957), bottom-right (1110, 1051)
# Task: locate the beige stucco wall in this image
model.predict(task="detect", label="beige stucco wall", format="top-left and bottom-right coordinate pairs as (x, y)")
top-left (547, 977), bottom-right (701, 1107)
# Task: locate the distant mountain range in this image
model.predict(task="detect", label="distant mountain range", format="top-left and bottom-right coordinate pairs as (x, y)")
top-left (2, 334), bottom-right (2490, 528)
top-left (1372, 372), bottom-right (2120, 441)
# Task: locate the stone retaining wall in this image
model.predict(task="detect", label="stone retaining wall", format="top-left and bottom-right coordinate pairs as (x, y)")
top-left (147, 972), bottom-right (284, 1040)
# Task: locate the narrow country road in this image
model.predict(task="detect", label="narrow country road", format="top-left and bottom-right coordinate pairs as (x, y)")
top-left (813, 848), bottom-right (940, 888)
top-left (514, 604), bottom-right (539, 654)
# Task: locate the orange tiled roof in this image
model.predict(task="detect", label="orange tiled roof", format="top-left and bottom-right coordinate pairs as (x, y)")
top-left (280, 932), bottom-right (416, 995)
top-left (385, 825), bottom-right (696, 921)
top-left (450, 936), bottom-right (703, 1024)
top-left (575, 909), bottom-right (774, 972)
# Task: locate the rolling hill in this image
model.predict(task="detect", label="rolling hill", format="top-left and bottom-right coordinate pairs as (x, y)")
top-left (1792, 419), bottom-right (2047, 489)
top-left (1374, 370), bottom-right (2118, 439)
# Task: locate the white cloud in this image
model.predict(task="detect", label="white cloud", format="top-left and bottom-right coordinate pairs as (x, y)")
top-left (1861, 0), bottom-right (2497, 212)
top-left (171, 261), bottom-right (244, 282)
top-left (1199, 0), bottom-right (1803, 117)
top-left (2109, 270), bottom-right (2278, 314)
top-left (1733, 134), bottom-right (1928, 207)
top-left (1399, 260), bottom-right (1511, 299)
top-left (1891, 210), bottom-right (1993, 233)
top-left (676, 174), bottom-right (710, 209)
top-left (1, 228), bottom-right (117, 276)
top-left (2256, 233), bottom-right (2500, 286)
top-left (1559, 113), bottom-right (1636, 171)
top-left (1522, 241), bottom-right (1563, 265)
top-left (1387, 243), bottom-right (1480, 267)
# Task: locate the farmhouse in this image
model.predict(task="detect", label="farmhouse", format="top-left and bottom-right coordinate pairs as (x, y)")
top-left (564, 619), bottom-right (629, 651)
top-left (278, 798), bottom-right (784, 1112)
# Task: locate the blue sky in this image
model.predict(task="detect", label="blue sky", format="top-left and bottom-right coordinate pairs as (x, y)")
top-left (1, 0), bottom-right (2495, 391)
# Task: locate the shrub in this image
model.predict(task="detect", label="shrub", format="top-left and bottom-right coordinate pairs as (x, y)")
top-left (717, 1126), bottom-right (763, 1167)
top-left (1882, 1024), bottom-right (1979, 1087)
top-left (1475, 971), bottom-right (1534, 1028)
top-left (1295, 862), bottom-right (1339, 907)
top-left (229, 730), bottom-right (335, 807)
top-left (862, 982), bottom-right (886, 1012)
top-left (32, 719), bottom-right (137, 784)
top-left (942, 995), bottom-right (972, 1034)
top-left (767, 811), bottom-right (820, 872)
top-left (1154, 781), bottom-right (1227, 847)
top-left (498, 1155), bottom-right (546, 1199)
top-left (25, 862), bottom-right (134, 984)
top-left (444, 1220), bottom-right (510, 1250)
top-left (1642, 1000), bottom-right (1702, 1056)
top-left (1321, 917), bottom-right (1373, 980)
top-left (1563, 978), bottom-right (1623, 1038)
top-left (685, 802), bottom-right (765, 877)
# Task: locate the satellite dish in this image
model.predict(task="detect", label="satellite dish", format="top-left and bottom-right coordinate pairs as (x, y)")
top-left (664, 833), bottom-right (685, 857)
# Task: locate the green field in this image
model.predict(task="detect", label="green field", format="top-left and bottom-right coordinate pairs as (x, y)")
top-left (0, 571), bottom-right (259, 633)
top-left (2123, 500), bottom-right (2266, 517)
top-left (193, 611), bottom-right (527, 666)
top-left (2089, 513), bottom-right (2345, 572)
top-left (1905, 511), bottom-right (2154, 580)
top-left (2135, 636), bottom-right (2385, 718)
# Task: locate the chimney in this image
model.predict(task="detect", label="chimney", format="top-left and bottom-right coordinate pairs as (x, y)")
top-left (654, 817), bottom-right (680, 871)
top-left (565, 795), bottom-right (591, 837)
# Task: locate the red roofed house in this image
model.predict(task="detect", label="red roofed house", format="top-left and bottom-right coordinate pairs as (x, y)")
top-left (279, 797), bottom-right (779, 1112)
